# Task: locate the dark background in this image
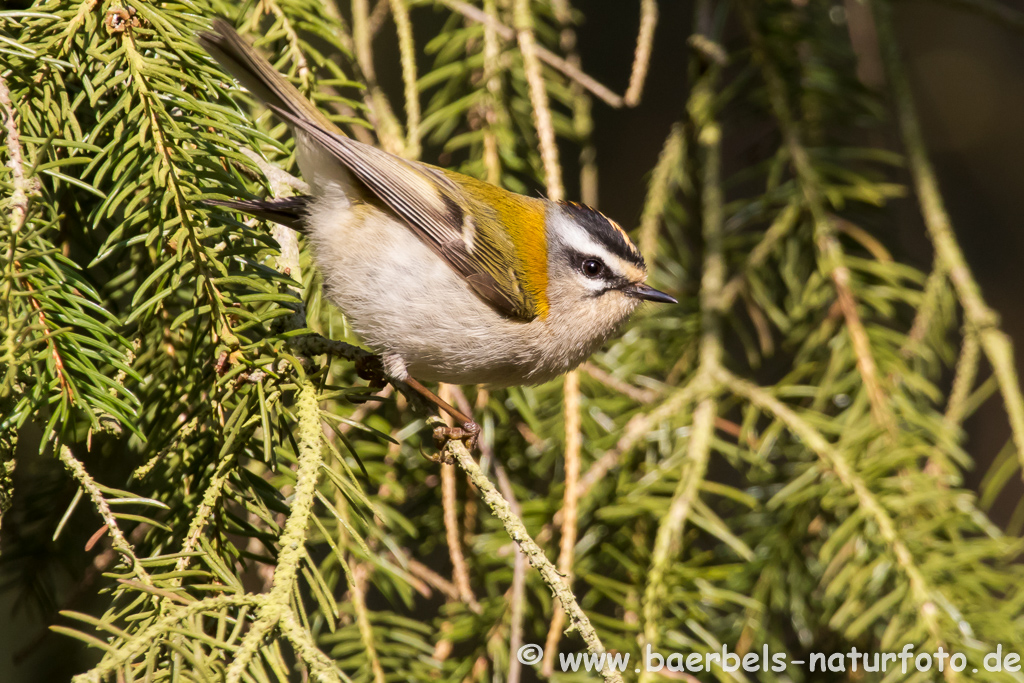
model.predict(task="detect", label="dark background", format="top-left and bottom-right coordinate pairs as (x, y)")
top-left (3, 1), bottom-right (1023, 679)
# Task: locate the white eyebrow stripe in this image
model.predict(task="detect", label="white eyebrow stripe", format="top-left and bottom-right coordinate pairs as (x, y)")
top-left (553, 213), bottom-right (626, 277)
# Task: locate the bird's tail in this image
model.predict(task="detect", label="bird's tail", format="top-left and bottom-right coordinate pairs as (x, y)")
top-left (202, 196), bottom-right (311, 231)
top-left (198, 19), bottom-right (339, 134)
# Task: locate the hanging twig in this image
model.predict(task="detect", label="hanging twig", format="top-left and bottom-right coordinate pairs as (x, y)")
top-left (640, 26), bottom-right (724, 673)
top-left (0, 72), bottom-right (29, 232)
top-left (624, 0), bottom-right (659, 106)
top-left (225, 379), bottom-right (331, 683)
top-left (872, 0), bottom-right (1024, 476)
top-left (389, 0), bottom-right (421, 158)
top-left (439, 0), bottom-right (625, 108)
top-left (58, 445), bottom-right (154, 587)
top-left (638, 123), bottom-right (685, 262)
top-left (514, 0), bottom-right (563, 201)
top-left (352, 0), bottom-right (407, 154)
top-left (719, 368), bottom-right (960, 682)
top-left (742, 0), bottom-right (898, 439)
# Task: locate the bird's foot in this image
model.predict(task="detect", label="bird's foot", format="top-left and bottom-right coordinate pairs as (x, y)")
top-left (355, 354), bottom-right (387, 388)
top-left (432, 420), bottom-right (480, 455)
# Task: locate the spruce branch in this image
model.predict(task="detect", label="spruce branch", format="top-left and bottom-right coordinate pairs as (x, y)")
top-left (741, 0), bottom-right (898, 439)
top-left (58, 445), bottom-right (154, 587)
top-left (445, 439), bottom-right (625, 683)
top-left (638, 123), bottom-right (686, 263)
top-left (0, 72), bottom-right (29, 232)
top-left (578, 379), bottom-right (703, 496)
top-left (902, 258), bottom-right (949, 356)
top-left (388, 0), bottom-right (421, 158)
top-left (438, 0), bottom-right (625, 108)
top-left (226, 378), bottom-right (331, 683)
top-left (640, 32), bottom-right (724, 672)
top-left (718, 369), bottom-right (961, 680)
top-left (242, 0), bottom-right (312, 92)
top-left (872, 0), bottom-right (1024, 475)
top-left (74, 595), bottom-right (262, 683)
top-left (120, 28), bottom-right (237, 346)
top-left (720, 201), bottom-right (800, 309)
top-left (624, 0), bottom-right (658, 107)
top-left (170, 451), bottom-right (235, 580)
top-left (945, 331), bottom-right (981, 430)
top-left (514, 0), bottom-right (563, 201)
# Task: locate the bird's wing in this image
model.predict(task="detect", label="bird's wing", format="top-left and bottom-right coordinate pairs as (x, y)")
top-left (269, 105), bottom-right (543, 321)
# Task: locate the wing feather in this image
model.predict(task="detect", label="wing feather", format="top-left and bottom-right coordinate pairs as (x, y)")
top-left (269, 104), bottom-right (540, 320)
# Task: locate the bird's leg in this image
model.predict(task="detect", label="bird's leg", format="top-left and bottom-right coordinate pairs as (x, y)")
top-left (403, 376), bottom-right (480, 451)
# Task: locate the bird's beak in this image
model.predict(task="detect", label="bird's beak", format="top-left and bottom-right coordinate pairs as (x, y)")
top-left (622, 283), bottom-right (678, 304)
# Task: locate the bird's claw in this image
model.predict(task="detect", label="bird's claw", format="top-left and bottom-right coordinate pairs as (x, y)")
top-left (355, 354), bottom-right (386, 387)
top-left (432, 421), bottom-right (480, 456)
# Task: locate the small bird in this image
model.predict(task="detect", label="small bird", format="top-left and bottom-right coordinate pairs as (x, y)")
top-left (199, 21), bottom-right (676, 438)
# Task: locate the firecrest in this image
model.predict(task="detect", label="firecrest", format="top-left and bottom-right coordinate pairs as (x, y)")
top-left (199, 21), bottom-right (676, 413)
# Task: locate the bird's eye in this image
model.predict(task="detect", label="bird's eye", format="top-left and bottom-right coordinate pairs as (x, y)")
top-left (581, 258), bottom-right (605, 278)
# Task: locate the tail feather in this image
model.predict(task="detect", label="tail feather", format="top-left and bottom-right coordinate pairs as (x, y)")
top-left (198, 19), bottom-right (338, 134)
top-left (202, 196), bottom-right (311, 232)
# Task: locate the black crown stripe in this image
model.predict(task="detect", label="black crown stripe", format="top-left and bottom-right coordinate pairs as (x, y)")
top-left (558, 201), bottom-right (645, 270)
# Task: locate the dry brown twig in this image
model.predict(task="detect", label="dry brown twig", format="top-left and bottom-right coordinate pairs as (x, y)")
top-left (625, 0), bottom-right (659, 106)
top-left (440, 0), bottom-right (625, 108)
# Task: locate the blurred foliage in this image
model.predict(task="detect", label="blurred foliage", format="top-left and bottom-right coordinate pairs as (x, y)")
top-left (3, 0), bottom-right (1024, 681)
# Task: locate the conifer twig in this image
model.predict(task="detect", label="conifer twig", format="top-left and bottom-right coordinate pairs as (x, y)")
top-left (624, 0), bottom-right (658, 106)
top-left (0, 73), bottom-right (28, 232)
top-left (481, 0), bottom-right (503, 186)
top-left (225, 378), bottom-right (327, 683)
top-left (438, 385), bottom-right (480, 611)
top-left (348, 560), bottom-right (386, 683)
top-left (75, 595), bottom-right (263, 682)
top-left (582, 362), bottom-right (660, 404)
top-left (514, 0), bottom-right (563, 201)
top-left (720, 201), bottom-right (800, 309)
top-left (945, 331), bottom-right (981, 429)
top-left (388, 0), bottom-right (421, 158)
top-left (577, 379), bottom-right (703, 497)
top-left (171, 451), bottom-right (235, 579)
top-left (58, 445), bottom-right (154, 587)
top-left (719, 369), bottom-right (960, 681)
top-left (352, 0), bottom-right (406, 154)
top-left (368, 0), bottom-right (391, 36)
top-left (541, 370), bottom-right (580, 674)
top-left (640, 30), bottom-right (723, 672)
top-left (638, 123), bottom-right (685, 263)
top-left (742, 1), bottom-right (897, 439)
top-left (445, 439), bottom-right (624, 683)
top-left (901, 259), bottom-right (948, 356)
top-left (441, 462), bottom-right (476, 604)
top-left (872, 0), bottom-right (1024, 475)
top-left (247, 0), bottom-right (311, 90)
top-left (494, 461), bottom-right (528, 683)
top-left (439, 0), bottom-right (625, 108)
